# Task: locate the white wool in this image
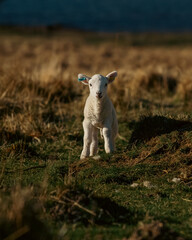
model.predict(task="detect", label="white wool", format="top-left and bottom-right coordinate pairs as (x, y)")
top-left (78, 71), bottom-right (118, 159)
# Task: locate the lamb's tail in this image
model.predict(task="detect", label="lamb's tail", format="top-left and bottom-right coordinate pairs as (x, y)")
top-left (117, 133), bottom-right (127, 141)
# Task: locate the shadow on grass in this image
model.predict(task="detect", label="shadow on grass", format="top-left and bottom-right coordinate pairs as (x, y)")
top-left (147, 73), bottom-right (178, 94)
top-left (129, 115), bottom-right (192, 146)
top-left (50, 187), bottom-right (144, 226)
top-left (0, 129), bottom-right (41, 158)
top-left (0, 129), bottom-right (33, 145)
top-left (104, 173), bottom-right (139, 184)
top-left (42, 107), bottom-right (64, 123)
top-left (0, 99), bottom-right (22, 119)
top-left (25, 79), bottom-right (82, 104)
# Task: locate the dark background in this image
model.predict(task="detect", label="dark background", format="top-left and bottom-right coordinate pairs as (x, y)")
top-left (0, 0), bottom-right (192, 32)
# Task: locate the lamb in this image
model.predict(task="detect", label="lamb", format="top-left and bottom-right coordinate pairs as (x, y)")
top-left (78, 71), bottom-right (118, 159)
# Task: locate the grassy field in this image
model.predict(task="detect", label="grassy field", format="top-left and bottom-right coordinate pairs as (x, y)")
top-left (0, 30), bottom-right (192, 240)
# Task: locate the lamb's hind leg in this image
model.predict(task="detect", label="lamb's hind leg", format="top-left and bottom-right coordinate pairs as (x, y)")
top-left (111, 137), bottom-right (115, 151)
top-left (111, 131), bottom-right (118, 152)
top-left (80, 120), bottom-right (93, 159)
top-left (90, 127), bottom-right (98, 156)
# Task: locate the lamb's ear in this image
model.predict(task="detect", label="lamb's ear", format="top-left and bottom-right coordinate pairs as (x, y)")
top-left (106, 71), bottom-right (117, 84)
top-left (78, 74), bottom-right (91, 85)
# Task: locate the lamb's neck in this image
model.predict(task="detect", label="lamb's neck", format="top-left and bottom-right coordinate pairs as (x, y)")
top-left (90, 95), bottom-right (108, 115)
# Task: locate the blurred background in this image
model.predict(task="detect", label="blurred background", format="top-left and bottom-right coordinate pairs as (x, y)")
top-left (1, 1), bottom-right (192, 240)
top-left (0, 0), bottom-right (192, 32)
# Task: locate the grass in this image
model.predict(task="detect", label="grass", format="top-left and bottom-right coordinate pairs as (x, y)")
top-left (0, 29), bottom-right (192, 239)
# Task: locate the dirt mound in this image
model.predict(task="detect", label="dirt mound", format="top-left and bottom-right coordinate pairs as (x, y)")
top-left (129, 116), bottom-right (192, 145)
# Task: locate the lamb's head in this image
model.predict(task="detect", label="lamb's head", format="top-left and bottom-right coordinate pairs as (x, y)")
top-left (78, 71), bottom-right (117, 99)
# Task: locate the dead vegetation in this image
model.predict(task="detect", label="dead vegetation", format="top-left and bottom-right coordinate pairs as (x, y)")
top-left (128, 220), bottom-right (184, 240)
top-left (0, 186), bottom-right (52, 240)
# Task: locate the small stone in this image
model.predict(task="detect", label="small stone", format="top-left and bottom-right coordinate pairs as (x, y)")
top-left (92, 155), bottom-right (101, 160)
top-left (130, 183), bottom-right (139, 188)
top-left (143, 181), bottom-right (154, 189)
top-left (172, 177), bottom-right (181, 183)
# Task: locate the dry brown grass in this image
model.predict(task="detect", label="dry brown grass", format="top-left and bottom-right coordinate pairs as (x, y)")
top-left (1, 33), bottom-right (192, 114)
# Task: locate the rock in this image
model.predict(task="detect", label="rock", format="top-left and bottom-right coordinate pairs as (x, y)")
top-left (172, 177), bottom-right (181, 183)
top-left (130, 183), bottom-right (139, 188)
top-left (143, 181), bottom-right (154, 189)
top-left (92, 155), bottom-right (101, 160)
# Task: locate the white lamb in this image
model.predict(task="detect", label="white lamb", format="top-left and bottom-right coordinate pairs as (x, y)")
top-left (78, 71), bottom-right (118, 159)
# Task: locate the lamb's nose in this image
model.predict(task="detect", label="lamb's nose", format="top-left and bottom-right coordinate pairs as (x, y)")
top-left (96, 91), bottom-right (102, 98)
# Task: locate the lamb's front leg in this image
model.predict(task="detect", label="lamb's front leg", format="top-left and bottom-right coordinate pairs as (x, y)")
top-left (103, 127), bottom-right (114, 153)
top-left (90, 127), bottom-right (98, 156)
top-left (80, 120), bottom-right (93, 159)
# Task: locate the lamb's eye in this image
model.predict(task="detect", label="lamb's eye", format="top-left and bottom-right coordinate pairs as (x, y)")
top-left (105, 83), bottom-right (108, 87)
top-left (90, 84), bottom-right (92, 87)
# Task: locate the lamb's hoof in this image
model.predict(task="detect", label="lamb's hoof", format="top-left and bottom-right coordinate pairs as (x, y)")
top-left (80, 155), bottom-right (88, 160)
top-left (105, 150), bottom-right (114, 154)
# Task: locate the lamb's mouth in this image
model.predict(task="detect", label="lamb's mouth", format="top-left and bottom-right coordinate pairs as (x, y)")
top-left (96, 95), bottom-right (102, 99)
